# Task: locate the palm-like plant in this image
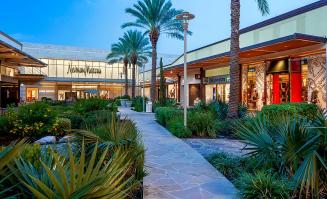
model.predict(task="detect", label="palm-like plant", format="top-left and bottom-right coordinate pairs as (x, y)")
top-left (228, 0), bottom-right (269, 118)
top-left (236, 112), bottom-right (327, 198)
top-left (107, 41), bottom-right (131, 96)
top-left (14, 142), bottom-right (137, 199)
top-left (122, 0), bottom-right (187, 102)
top-left (122, 30), bottom-right (151, 98)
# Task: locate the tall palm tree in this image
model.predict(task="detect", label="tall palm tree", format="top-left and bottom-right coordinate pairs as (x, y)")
top-left (107, 40), bottom-right (131, 96)
top-left (228, 0), bottom-right (269, 118)
top-left (122, 30), bottom-right (151, 98)
top-left (122, 0), bottom-right (187, 102)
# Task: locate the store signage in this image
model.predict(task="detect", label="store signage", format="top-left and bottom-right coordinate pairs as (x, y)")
top-left (67, 65), bottom-right (102, 75)
top-left (206, 75), bottom-right (230, 84)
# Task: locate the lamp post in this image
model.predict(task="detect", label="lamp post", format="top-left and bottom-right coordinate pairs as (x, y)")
top-left (176, 11), bottom-right (195, 127)
top-left (141, 61), bottom-right (147, 112)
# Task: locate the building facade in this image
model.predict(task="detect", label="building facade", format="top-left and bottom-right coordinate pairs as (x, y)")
top-left (163, 0), bottom-right (327, 110)
top-left (20, 43), bottom-right (136, 101)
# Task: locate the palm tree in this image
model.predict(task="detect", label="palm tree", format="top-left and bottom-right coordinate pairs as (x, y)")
top-left (228, 0), bottom-right (269, 118)
top-left (107, 40), bottom-right (130, 96)
top-left (122, 0), bottom-right (187, 102)
top-left (122, 30), bottom-right (151, 98)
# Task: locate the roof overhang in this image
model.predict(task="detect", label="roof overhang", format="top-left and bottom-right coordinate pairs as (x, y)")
top-left (164, 33), bottom-right (326, 77)
top-left (0, 40), bottom-right (47, 68)
top-left (14, 74), bottom-right (45, 84)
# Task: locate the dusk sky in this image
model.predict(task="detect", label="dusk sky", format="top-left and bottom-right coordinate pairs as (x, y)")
top-left (1, 0), bottom-right (319, 56)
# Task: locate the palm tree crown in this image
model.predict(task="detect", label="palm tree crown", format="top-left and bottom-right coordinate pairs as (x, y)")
top-left (122, 30), bottom-right (151, 97)
top-left (122, 0), bottom-right (187, 102)
top-left (107, 40), bottom-right (131, 96)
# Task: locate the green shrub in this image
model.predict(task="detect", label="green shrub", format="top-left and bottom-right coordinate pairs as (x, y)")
top-left (207, 100), bottom-right (229, 120)
top-left (261, 103), bottom-right (318, 121)
top-left (236, 171), bottom-right (292, 199)
top-left (83, 110), bottom-right (114, 129)
top-left (0, 116), bottom-right (10, 134)
top-left (73, 98), bottom-right (110, 114)
top-left (167, 118), bottom-right (192, 138)
top-left (155, 107), bottom-right (182, 126)
top-left (10, 102), bottom-right (57, 137)
top-left (132, 96), bottom-right (147, 112)
top-left (207, 152), bottom-right (243, 180)
top-left (64, 114), bottom-right (84, 129)
top-left (21, 144), bottom-right (51, 170)
top-left (50, 118), bottom-right (71, 136)
top-left (188, 110), bottom-right (216, 137)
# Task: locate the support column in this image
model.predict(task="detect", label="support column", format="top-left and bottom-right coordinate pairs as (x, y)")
top-left (200, 68), bottom-right (205, 101)
top-left (0, 61), bottom-right (2, 108)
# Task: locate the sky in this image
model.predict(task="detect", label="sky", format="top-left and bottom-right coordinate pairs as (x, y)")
top-left (1, 0), bottom-right (319, 56)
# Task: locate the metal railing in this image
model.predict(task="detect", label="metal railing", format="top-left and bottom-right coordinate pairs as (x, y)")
top-left (0, 31), bottom-right (23, 50)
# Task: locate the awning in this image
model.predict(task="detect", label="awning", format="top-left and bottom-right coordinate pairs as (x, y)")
top-left (14, 74), bottom-right (45, 83)
top-left (165, 33), bottom-right (326, 77)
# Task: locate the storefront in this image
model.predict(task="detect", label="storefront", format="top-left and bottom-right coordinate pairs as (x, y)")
top-left (20, 43), bottom-right (133, 101)
top-left (163, 0), bottom-right (327, 109)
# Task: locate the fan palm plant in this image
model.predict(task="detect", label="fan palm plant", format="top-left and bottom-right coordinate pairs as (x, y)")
top-left (236, 112), bottom-right (327, 198)
top-left (122, 0), bottom-right (188, 102)
top-left (107, 40), bottom-right (131, 96)
top-left (122, 30), bottom-right (151, 98)
top-left (228, 0), bottom-right (269, 118)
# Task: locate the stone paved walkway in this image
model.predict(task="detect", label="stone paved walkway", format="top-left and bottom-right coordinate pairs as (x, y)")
top-left (119, 108), bottom-right (238, 199)
top-left (183, 139), bottom-right (248, 157)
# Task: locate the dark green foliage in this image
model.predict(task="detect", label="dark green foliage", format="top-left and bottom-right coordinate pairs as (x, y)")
top-left (207, 100), bottom-right (229, 120)
top-left (0, 116), bottom-right (10, 134)
top-left (188, 111), bottom-right (216, 137)
top-left (64, 114), bottom-right (84, 129)
top-left (73, 98), bottom-right (112, 114)
top-left (132, 96), bottom-right (147, 112)
top-left (50, 118), bottom-right (71, 136)
top-left (261, 103), bottom-right (318, 120)
top-left (83, 110), bottom-right (114, 129)
top-left (236, 111), bottom-right (327, 197)
top-left (18, 102), bottom-right (56, 127)
top-left (159, 58), bottom-right (166, 106)
top-left (155, 107), bottom-right (182, 126)
top-left (167, 117), bottom-right (191, 138)
top-left (237, 103), bottom-right (248, 118)
top-left (236, 171), bottom-right (292, 199)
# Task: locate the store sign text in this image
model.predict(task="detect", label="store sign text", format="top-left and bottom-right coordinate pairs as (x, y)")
top-left (67, 65), bottom-right (102, 75)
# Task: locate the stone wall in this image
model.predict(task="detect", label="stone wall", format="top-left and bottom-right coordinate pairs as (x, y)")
top-left (308, 54), bottom-right (326, 108)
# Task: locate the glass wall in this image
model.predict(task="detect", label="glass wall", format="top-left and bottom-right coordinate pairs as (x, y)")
top-left (21, 58), bottom-right (133, 81)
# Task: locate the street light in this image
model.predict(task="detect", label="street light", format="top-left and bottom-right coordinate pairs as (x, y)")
top-left (176, 11), bottom-right (195, 128)
top-left (141, 60), bottom-right (148, 112)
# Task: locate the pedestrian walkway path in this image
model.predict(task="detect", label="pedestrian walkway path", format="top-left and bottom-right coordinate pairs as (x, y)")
top-left (119, 108), bottom-right (238, 199)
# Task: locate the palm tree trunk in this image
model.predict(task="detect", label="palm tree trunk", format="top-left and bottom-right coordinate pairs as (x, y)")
top-left (228, 0), bottom-right (241, 118)
top-left (132, 63), bottom-right (136, 98)
top-left (124, 60), bottom-right (128, 96)
top-left (150, 29), bottom-right (159, 103)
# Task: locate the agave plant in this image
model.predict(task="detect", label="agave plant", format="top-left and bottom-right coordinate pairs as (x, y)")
top-left (0, 140), bottom-right (26, 197)
top-left (236, 111), bottom-right (327, 198)
top-left (14, 142), bottom-right (137, 199)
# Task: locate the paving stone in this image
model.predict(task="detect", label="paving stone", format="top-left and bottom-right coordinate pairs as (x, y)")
top-left (119, 108), bottom-right (238, 199)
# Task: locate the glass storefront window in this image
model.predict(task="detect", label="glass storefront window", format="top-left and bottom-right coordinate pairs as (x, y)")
top-left (26, 88), bottom-right (39, 102)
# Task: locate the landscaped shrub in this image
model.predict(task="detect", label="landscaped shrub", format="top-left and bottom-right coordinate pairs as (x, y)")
top-left (10, 102), bottom-right (57, 137)
top-left (188, 110), bottom-right (216, 137)
top-left (64, 114), bottom-right (84, 129)
top-left (155, 107), bottom-right (182, 126)
top-left (73, 98), bottom-right (110, 114)
top-left (50, 118), bottom-right (71, 136)
top-left (236, 111), bottom-right (327, 197)
top-left (207, 100), bottom-right (229, 120)
top-left (132, 96), bottom-right (147, 112)
top-left (83, 110), bottom-right (114, 129)
top-left (0, 116), bottom-right (10, 134)
top-left (236, 171), bottom-right (292, 199)
top-left (167, 117), bottom-right (192, 138)
top-left (261, 103), bottom-right (318, 121)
